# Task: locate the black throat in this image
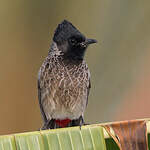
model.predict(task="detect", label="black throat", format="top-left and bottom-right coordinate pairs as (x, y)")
top-left (64, 47), bottom-right (86, 60)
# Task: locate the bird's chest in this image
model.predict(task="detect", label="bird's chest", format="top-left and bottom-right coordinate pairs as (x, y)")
top-left (45, 57), bottom-right (89, 88)
top-left (40, 57), bottom-right (90, 119)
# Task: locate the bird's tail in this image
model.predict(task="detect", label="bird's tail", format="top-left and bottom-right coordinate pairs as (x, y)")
top-left (41, 116), bottom-right (85, 130)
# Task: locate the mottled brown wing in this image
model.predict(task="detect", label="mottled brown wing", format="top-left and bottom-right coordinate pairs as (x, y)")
top-left (86, 78), bottom-right (91, 106)
top-left (37, 71), bottom-right (48, 123)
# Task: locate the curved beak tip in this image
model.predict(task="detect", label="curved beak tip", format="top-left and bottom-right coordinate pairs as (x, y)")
top-left (86, 38), bottom-right (97, 45)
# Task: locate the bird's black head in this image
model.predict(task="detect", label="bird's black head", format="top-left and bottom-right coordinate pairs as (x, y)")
top-left (53, 20), bottom-right (97, 60)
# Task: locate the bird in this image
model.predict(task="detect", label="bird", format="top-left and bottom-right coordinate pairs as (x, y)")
top-left (38, 20), bottom-right (97, 129)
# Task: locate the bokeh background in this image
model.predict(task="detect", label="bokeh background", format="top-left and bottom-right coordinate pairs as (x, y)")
top-left (0, 0), bottom-right (150, 135)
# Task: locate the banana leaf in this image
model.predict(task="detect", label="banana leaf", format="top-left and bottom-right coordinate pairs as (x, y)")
top-left (0, 119), bottom-right (150, 150)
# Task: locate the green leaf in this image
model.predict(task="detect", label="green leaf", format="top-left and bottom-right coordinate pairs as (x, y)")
top-left (15, 132), bottom-right (44, 150)
top-left (41, 126), bottom-right (106, 150)
top-left (0, 125), bottom-right (106, 150)
top-left (105, 138), bottom-right (119, 150)
top-left (0, 120), bottom-right (149, 150)
top-left (0, 135), bottom-right (15, 150)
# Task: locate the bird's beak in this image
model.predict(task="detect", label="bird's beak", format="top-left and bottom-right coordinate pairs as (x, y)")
top-left (85, 38), bottom-right (97, 45)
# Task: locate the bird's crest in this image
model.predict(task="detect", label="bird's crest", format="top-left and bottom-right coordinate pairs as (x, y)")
top-left (53, 20), bottom-right (83, 44)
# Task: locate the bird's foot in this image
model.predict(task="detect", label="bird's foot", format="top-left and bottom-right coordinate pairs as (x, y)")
top-left (40, 119), bottom-right (55, 130)
top-left (79, 116), bottom-right (85, 130)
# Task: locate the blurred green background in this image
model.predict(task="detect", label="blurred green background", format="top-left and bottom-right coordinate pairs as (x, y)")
top-left (0, 0), bottom-right (150, 135)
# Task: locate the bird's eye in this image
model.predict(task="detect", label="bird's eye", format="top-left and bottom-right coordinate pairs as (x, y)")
top-left (70, 38), bottom-right (76, 44)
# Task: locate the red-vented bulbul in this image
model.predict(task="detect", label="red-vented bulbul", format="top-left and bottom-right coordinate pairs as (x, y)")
top-left (38, 20), bottom-right (97, 129)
